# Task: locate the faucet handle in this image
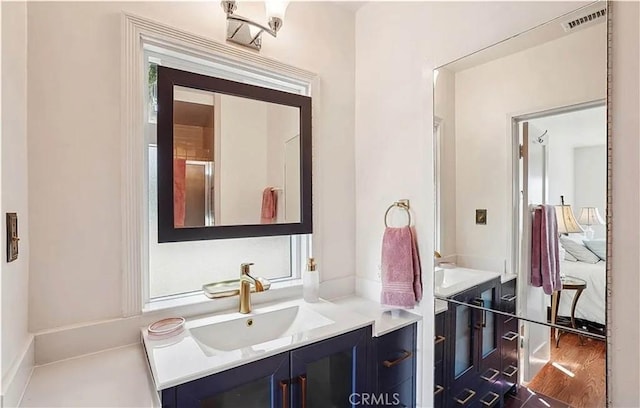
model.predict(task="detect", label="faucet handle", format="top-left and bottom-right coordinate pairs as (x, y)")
top-left (240, 263), bottom-right (254, 275)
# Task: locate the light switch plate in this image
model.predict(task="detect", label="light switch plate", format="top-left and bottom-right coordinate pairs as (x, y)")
top-left (475, 209), bottom-right (487, 225)
top-left (6, 213), bottom-right (19, 262)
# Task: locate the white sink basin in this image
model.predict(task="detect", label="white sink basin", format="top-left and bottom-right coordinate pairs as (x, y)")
top-left (434, 267), bottom-right (501, 297)
top-left (190, 305), bottom-right (334, 353)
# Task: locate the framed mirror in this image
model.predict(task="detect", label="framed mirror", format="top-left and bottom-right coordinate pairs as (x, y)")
top-left (157, 66), bottom-right (312, 242)
top-left (432, 2), bottom-right (609, 406)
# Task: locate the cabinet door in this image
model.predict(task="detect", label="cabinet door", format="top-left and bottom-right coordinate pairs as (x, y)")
top-left (475, 280), bottom-right (501, 388)
top-left (290, 327), bottom-right (371, 408)
top-left (448, 287), bottom-right (479, 404)
top-left (176, 352), bottom-right (289, 408)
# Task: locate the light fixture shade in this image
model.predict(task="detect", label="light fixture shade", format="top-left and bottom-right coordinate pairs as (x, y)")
top-left (265, 0), bottom-right (289, 21)
top-left (555, 204), bottom-right (584, 234)
top-left (578, 207), bottom-right (605, 226)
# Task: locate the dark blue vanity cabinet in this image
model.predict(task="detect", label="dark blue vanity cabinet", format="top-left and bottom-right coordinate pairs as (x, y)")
top-left (434, 312), bottom-right (447, 408)
top-left (498, 279), bottom-right (519, 397)
top-left (445, 278), bottom-right (503, 408)
top-left (373, 323), bottom-right (418, 408)
top-left (161, 326), bottom-right (371, 408)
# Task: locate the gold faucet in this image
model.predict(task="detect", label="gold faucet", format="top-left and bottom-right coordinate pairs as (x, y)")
top-left (239, 263), bottom-right (265, 314)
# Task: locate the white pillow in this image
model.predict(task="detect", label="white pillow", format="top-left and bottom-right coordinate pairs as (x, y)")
top-left (583, 239), bottom-right (606, 261)
top-left (559, 236), bottom-right (600, 264)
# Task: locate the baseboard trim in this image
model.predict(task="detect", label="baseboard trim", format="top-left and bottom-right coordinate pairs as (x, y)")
top-left (1, 335), bottom-right (34, 408)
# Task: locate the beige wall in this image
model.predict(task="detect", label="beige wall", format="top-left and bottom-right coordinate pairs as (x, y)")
top-left (355, 1), bottom-right (639, 405)
top-left (1, 0), bottom-right (31, 396)
top-left (27, 1), bottom-right (356, 331)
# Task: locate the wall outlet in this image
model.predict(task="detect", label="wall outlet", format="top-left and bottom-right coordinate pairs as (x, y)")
top-left (475, 209), bottom-right (487, 225)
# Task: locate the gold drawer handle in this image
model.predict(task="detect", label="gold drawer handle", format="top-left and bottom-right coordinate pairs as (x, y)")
top-left (453, 388), bottom-right (476, 405)
top-left (502, 331), bottom-right (519, 341)
top-left (501, 294), bottom-right (517, 302)
top-left (434, 335), bottom-right (446, 345)
top-left (279, 380), bottom-right (288, 408)
top-left (503, 365), bottom-right (518, 378)
top-left (454, 388), bottom-right (476, 405)
top-left (434, 385), bottom-right (444, 396)
top-left (383, 350), bottom-right (412, 368)
top-left (480, 368), bottom-right (500, 382)
top-left (480, 392), bottom-right (500, 407)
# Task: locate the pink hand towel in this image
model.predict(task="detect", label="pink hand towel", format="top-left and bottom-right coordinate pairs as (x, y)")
top-left (381, 226), bottom-right (423, 308)
top-left (530, 205), bottom-right (561, 295)
top-left (261, 187), bottom-right (277, 224)
top-left (173, 158), bottom-right (186, 227)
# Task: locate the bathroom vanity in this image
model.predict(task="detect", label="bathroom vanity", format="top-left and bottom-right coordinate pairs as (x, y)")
top-left (143, 298), bottom-right (420, 408)
top-left (434, 269), bottom-right (519, 408)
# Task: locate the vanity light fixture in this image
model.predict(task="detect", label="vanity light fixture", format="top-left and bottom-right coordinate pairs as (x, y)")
top-left (221, 0), bottom-right (289, 51)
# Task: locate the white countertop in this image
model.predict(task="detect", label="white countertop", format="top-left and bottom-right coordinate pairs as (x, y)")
top-left (330, 296), bottom-right (422, 336)
top-left (435, 299), bottom-right (448, 314)
top-left (20, 344), bottom-right (159, 407)
top-left (143, 298), bottom-right (375, 390)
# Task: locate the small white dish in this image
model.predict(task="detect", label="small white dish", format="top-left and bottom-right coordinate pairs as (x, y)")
top-left (147, 317), bottom-right (185, 340)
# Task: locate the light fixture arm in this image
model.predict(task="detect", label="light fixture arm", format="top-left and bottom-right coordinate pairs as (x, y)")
top-left (226, 13), bottom-right (278, 38)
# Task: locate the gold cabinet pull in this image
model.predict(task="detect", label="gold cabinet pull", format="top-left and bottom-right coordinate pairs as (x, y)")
top-left (434, 385), bottom-right (444, 396)
top-left (501, 294), bottom-right (517, 302)
top-left (298, 375), bottom-right (307, 408)
top-left (502, 331), bottom-right (519, 341)
top-left (454, 388), bottom-right (476, 405)
top-left (503, 365), bottom-right (518, 378)
top-left (383, 350), bottom-right (412, 368)
top-left (480, 368), bottom-right (500, 382)
top-left (480, 392), bottom-right (500, 407)
top-left (279, 380), bottom-right (288, 408)
top-left (434, 335), bottom-right (446, 345)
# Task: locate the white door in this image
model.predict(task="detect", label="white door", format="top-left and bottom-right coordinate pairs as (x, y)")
top-left (518, 121), bottom-right (551, 383)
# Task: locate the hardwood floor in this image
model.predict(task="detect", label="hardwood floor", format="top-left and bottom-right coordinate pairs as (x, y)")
top-left (526, 333), bottom-right (606, 408)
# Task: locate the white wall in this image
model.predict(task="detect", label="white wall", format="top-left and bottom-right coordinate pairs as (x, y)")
top-left (574, 145), bottom-right (606, 240)
top-left (355, 1), bottom-right (639, 405)
top-left (453, 23), bottom-right (605, 270)
top-left (1, 1), bottom-right (31, 402)
top-left (27, 1), bottom-right (355, 332)
top-left (219, 95), bottom-right (268, 225)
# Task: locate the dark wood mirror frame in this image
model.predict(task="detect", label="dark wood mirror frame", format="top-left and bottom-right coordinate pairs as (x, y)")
top-left (157, 66), bottom-right (313, 242)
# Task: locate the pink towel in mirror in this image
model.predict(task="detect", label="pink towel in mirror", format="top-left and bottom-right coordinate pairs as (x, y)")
top-left (261, 187), bottom-right (277, 224)
top-left (531, 205), bottom-right (561, 295)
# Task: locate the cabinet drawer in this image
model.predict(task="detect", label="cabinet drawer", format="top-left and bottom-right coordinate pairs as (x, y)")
top-left (377, 324), bottom-right (417, 388)
top-left (383, 376), bottom-right (416, 408)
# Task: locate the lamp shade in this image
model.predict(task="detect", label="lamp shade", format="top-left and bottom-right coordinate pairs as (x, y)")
top-left (265, 0), bottom-right (289, 21)
top-left (555, 204), bottom-right (584, 234)
top-left (578, 207), bottom-right (604, 226)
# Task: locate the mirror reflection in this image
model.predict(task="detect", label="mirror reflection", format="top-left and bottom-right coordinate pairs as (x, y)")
top-left (433, 2), bottom-right (607, 333)
top-left (432, 3), bottom-right (608, 407)
top-left (172, 86), bottom-right (301, 228)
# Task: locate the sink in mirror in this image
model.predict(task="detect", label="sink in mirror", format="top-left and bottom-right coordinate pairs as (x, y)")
top-left (190, 304), bottom-right (334, 354)
top-left (434, 267), bottom-right (501, 298)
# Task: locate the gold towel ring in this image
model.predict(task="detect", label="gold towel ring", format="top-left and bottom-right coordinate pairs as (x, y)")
top-left (384, 202), bottom-right (411, 228)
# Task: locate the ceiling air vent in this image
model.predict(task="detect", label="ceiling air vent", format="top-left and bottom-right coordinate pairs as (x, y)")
top-left (561, 7), bottom-right (607, 32)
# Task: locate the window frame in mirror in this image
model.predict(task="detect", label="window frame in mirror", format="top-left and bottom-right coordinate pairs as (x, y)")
top-left (157, 66), bottom-right (313, 242)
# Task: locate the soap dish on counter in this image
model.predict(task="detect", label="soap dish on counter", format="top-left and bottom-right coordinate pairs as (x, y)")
top-left (202, 277), bottom-right (272, 299)
top-left (147, 317), bottom-right (185, 340)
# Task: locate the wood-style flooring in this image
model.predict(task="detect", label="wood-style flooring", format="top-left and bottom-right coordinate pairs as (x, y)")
top-left (525, 333), bottom-right (606, 408)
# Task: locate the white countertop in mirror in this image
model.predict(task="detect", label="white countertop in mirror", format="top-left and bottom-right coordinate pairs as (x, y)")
top-left (434, 267), bottom-right (503, 298)
top-left (435, 299), bottom-right (448, 314)
top-left (143, 298), bottom-right (375, 390)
